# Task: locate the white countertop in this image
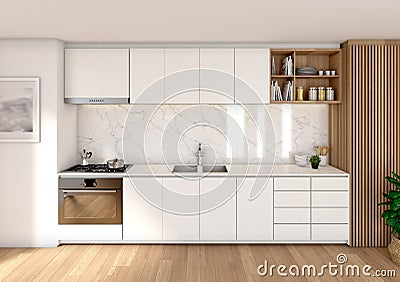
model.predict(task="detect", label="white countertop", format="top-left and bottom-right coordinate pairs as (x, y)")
top-left (126, 164), bottom-right (348, 177)
top-left (58, 164), bottom-right (348, 178)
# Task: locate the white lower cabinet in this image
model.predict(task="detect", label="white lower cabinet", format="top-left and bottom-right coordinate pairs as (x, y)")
top-left (274, 208), bottom-right (310, 223)
top-left (200, 178), bottom-right (236, 240)
top-left (273, 177), bottom-right (311, 241)
top-left (274, 191), bottom-right (310, 207)
top-left (273, 176), bottom-right (349, 243)
top-left (312, 224), bottom-right (349, 241)
top-left (274, 224), bottom-right (310, 241)
top-left (123, 178), bottom-right (163, 240)
top-left (163, 178), bottom-right (200, 240)
top-left (237, 178), bottom-right (273, 240)
top-left (312, 208), bottom-right (348, 223)
top-left (310, 177), bottom-right (349, 242)
top-left (119, 175), bottom-right (349, 243)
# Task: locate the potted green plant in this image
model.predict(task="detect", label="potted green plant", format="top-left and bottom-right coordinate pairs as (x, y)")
top-left (309, 155), bottom-right (321, 169)
top-left (379, 171), bottom-right (400, 266)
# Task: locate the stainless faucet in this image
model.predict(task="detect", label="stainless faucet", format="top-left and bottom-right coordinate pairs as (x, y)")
top-left (197, 143), bottom-right (204, 173)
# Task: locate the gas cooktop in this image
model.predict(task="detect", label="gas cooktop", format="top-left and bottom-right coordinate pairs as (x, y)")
top-left (65, 164), bottom-right (130, 173)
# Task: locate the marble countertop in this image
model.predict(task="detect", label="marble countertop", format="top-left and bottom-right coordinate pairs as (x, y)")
top-left (59, 164), bottom-right (348, 178)
top-left (126, 164), bottom-right (348, 177)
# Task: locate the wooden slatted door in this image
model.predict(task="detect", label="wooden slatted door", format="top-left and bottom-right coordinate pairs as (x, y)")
top-left (330, 41), bottom-right (400, 247)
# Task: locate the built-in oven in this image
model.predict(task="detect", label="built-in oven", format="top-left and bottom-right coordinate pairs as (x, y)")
top-left (58, 178), bottom-right (122, 224)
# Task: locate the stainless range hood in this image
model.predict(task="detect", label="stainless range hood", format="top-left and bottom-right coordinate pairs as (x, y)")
top-left (64, 97), bottom-right (129, 104)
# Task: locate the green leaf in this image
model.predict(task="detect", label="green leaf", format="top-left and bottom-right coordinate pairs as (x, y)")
top-left (387, 218), bottom-right (398, 227)
top-left (386, 177), bottom-right (400, 188)
top-left (392, 172), bottom-right (400, 181)
top-left (394, 198), bottom-right (400, 206)
top-left (383, 192), bottom-right (392, 199)
top-left (391, 203), bottom-right (398, 211)
top-left (379, 201), bottom-right (391, 206)
top-left (382, 210), bottom-right (394, 219)
top-left (389, 190), bottom-right (400, 198)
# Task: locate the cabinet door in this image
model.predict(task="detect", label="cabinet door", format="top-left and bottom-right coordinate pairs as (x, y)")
top-left (199, 49), bottom-right (234, 104)
top-left (130, 49), bottom-right (164, 104)
top-left (123, 178), bottom-right (163, 240)
top-left (237, 177), bottom-right (273, 240)
top-left (235, 49), bottom-right (270, 104)
top-left (164, 49), bottom-right (199, 104)
top-left (65, 49), bottom-right (129, 101)
top-left (200, 178), bottom-right (236, 240)
top-left (163, 178), bottom-right (199, 240)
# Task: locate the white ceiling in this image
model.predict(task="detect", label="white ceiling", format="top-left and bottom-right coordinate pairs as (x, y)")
top-left (1, 0), bottom-right (399, 43)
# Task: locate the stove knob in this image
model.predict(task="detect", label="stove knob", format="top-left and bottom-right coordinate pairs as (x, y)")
top-left (80, 182), bottom-right (86, 187)
top-left (93, 182), bottom-right (98, 187)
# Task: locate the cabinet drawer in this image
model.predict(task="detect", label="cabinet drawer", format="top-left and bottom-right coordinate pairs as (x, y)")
top-left (274, 177), bottom-right (310, 190)
top-left (274, 191), bottom-right (310, 207)
top-left (312, 191), bottom-right (348, 207)
top-left (312, 208), bottom-right (348, 223)
top-left (311, 191), bottom-right (349, 207)
top-left (312, 224), bottom-right (348, 241)
top-left (274, 208), bottom-right (310, 223)
top-left (312, 177), bottom-right (348, 190)
top-left (274, 224), bottom-right (310, 241)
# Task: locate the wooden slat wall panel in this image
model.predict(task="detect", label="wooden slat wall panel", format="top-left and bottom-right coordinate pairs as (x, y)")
top-left (330, 41), bottom-right (400, 247)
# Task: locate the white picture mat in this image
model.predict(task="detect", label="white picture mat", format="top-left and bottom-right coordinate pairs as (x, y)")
top-left (0, 77), bottom-right (40, 142)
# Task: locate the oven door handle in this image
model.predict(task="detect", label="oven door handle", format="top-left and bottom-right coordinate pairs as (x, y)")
top-left (63, 189), bottom-right (117, 196)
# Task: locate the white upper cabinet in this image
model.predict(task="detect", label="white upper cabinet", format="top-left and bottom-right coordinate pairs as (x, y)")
top-left (130, 49), bottom-right (164, 104)
top-left (200, 178), bottom-right (236, 240)
top-left (164, 49), bottom-right (200, 104)
top-left (235, 49), bottom-right (270, 104)
top-left (199, 49), bottom-right (235, 104)
top-left (237, 177), bottom-right (273, 240)
top-left (65, 49), bottom-right (129, 103)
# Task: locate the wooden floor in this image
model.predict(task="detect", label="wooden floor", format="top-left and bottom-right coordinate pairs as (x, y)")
top-left (0, 244), bottom-right (399, 281)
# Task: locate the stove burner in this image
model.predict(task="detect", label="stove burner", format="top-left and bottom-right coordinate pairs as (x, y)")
top-left (66, 164), bottom-right (129, 173)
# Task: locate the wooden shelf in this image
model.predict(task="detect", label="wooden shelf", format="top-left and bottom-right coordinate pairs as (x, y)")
top-left (271, 100), bottom-right (341, 104)
top-left (295, 75), bottom-right (339, 78)
top-left (270, 48), bottom-right (342, 104)
top-left (271, 75), bottom-right (294, 78)
top-left (271, 75), bottom-right (339, 79)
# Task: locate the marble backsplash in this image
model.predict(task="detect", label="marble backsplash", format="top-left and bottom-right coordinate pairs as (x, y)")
top-left (77, 104), bottom-right (328, 164)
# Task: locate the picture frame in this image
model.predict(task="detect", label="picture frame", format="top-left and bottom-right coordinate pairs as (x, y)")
top-left (0, 77), bottom-right (40, 142)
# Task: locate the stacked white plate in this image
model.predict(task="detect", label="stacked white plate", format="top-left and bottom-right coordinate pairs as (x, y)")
top-left (295, 154), bottom-right (308, 167)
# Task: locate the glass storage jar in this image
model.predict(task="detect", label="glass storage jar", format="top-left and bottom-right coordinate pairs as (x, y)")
top-left (308, 87), bottom-right (317, 101)
top-left (318, 87), bottom-right (326, 101)
top-left (326, 87), bottom-right (335, 101)
top-left (297, 86), bottom-right (304, 101)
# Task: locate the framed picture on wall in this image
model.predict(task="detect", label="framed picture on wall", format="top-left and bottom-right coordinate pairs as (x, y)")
top-left (0, 77), bottom-right (40, 142)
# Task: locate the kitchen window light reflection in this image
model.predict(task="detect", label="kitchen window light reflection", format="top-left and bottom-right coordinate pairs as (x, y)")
top-left (282, 105), bottom-right (292, 159)
top-left (227, 105), bottom-right (246, 161)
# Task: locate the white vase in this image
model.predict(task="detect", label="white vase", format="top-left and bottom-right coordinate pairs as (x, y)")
top-left (320, 156), bottom-right (327, 166)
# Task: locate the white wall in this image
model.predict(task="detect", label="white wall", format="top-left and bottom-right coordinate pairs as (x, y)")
top-left (0, 39), bottom-right (76, 247)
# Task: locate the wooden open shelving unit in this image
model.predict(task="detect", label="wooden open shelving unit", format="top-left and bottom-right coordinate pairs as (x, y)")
top-left (270, 48), bottom-right (342, 104)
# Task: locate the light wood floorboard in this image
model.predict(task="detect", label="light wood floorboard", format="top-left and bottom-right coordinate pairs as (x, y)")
top-left (0, 245), bottom-right (399, 281)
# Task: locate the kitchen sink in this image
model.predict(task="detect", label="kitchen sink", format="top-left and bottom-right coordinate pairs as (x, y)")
top-left (172, 165), bottom-right (228, 173)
